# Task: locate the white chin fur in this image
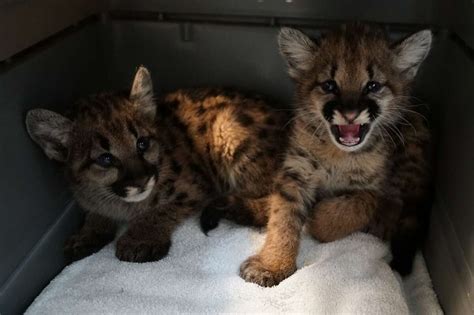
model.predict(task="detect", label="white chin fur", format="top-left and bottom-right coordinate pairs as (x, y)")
top-left (121, 176), bottom-right (156, 203)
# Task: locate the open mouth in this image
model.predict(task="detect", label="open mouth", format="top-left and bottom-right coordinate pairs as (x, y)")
top-left (330, 124), bottom-right (370, 147)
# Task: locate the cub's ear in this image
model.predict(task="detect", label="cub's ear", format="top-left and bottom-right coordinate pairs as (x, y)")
top-left (392, 30), bottom-right (432, 80)
top-left (278, 27), bottom-right (318, 79)
top-left (130, 66), bottom-right (155, 118)
top-left (25, 109), bottom-right (72, 162)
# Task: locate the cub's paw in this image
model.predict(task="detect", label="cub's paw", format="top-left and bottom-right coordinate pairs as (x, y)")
top-left (200, 196), bottom-right (229, 234)
top-left (115, 234), bottom-right (171, 263)
top-left (239, 255), bottom-right (295, 287)
top-left (390, 258), bottom-right (414, 277)
top-left (64, 233), bottom-right (113, 263)
top-left (199, 207), bottom-right (222, 235)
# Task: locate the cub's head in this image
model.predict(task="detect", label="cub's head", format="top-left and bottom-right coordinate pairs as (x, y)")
top-left (26, 66), bottom-right (160, 203)
top-left (278, 24), bottom-right (432, 152)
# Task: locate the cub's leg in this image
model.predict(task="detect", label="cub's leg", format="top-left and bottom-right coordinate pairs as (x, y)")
top-left (308, 190), bottom-right (378, 243)
top-left (239, 155), bottom-right (319, 287)
top-left (388, 114), bottom-right (432, 275)
top-left (64, 212), bottom-right (117, 262)
top-left (239, 193), bottom-right (304, 287)
top-left (200, 195), bottom-right (269, 233)
top-left (368, 197), bottom-right (428, 276)
top-left (389, 201), bottom-right (430, 276)
top-left (115, 204), bottom-right (194, 262)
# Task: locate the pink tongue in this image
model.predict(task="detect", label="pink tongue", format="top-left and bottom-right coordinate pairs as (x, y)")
top-left (338, 124), bottom-right (360, 138)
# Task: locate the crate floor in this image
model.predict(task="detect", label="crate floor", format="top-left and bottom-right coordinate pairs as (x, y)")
top-left (27, 216), bottom-right (442, 314)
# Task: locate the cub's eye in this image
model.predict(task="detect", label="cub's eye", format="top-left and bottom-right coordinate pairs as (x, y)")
top-left (321, 80), bottom-right (339, 94)
top-left (136, 137), bottom-right (150, 153)
top-left (365, 81), bottom-right (382, 93)
top-left (96, 153), bottom-right (114, 168)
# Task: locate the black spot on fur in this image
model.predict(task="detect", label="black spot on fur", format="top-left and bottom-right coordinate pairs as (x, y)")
top-left (214, 102), bottom-right (228, 111)
top-left (357, 138), bottom-right (378, 153)
top-left (161, 179), bottom-right (176, 197)
top-left (186, 89), bottom-right (211, 102)
top-left (293, 148), bottom-right (309, 158)
top-left (367, 63), bottom-right (374, 79)
top-left (310, 159), bottom-right (319, 170)
top-left (166, 185), bottom-right (176, 197)
top-left (77, 159), bottom-right (94, 173)
top-left (366, 99), bottom-right (380, 120)
top-left (186, 199), bottom-right (199, 207)
top-left (168, 114), bottom-right (195, 151)
top-left (127, 121), bottom-right (138, 137)
top-left (323, 100), bottom-right (339, 122)
top-left (258, 129), bottom-right (269, 139)
top-left (196, 105), bottom-right (206, 115)
top-left (220, 89), bottom-right (240, 99)
top-left (156, 100), bottom-right (176, 118)
top-left (175, 192), bottom-right (188, 201)
top-left (190, 162), bottom-right (207, 178)
top-left (171, 160), bottom-right (182, 175)
top-left (208, 156), bottom-right (219, 177)
top-left (248, 150), bottom-right (264, 163)
top-left (330, 64), bottom-right (338, 78)
top-left (152, 193), bottom-right (160, 205)
top-left (237, 112), bottom-right (254, 127)
top-left (232, 139), bottom-right (251, 164)
top-left (279, 188), bottom-right (297, 202)
top-left (96, 134), bottom-right (110, 151)
top-left (283, 170), bottom-right (305, 185)
top-left (265, 116), bottom-right (276, 125)
top-left (197, 123), bottom-right (207, 135)
top-left (171, 114), bottom-right (188, 133)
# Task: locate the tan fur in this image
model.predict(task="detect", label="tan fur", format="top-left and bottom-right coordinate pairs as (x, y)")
top-left (309, 190), bottom-right (378, 242)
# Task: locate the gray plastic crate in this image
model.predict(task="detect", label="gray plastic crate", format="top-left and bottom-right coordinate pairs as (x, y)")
top-left (0, 1), bottom-right (472, 314)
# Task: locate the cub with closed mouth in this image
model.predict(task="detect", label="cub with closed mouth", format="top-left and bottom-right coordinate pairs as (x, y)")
top-left (26, 67), bottom-right (288, 262)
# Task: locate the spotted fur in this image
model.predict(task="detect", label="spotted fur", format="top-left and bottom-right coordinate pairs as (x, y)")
top-left (226, 24), bottom-right (433, 286)
top-left (26, 67), bottom-right (288, 262)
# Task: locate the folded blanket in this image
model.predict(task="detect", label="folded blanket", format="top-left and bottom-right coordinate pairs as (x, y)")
top-left (27, 216), bottom-right (442, 314)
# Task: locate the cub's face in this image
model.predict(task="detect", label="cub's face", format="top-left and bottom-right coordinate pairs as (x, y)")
top-left (26, 67), bottom-right (160, 203)
top-left (279, 24), bottom-right (432, 152)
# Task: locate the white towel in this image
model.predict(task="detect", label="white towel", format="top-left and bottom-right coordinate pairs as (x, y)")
top-left (27, 216), bottom-right (442, 314)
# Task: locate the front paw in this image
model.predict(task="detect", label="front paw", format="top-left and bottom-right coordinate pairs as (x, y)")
top-left (200, 196), bottom-right (229, 234)
top-left (200, 206), bottom-right (222, 235)
top-left (309, 211), bottom-right (337, 243)
top-left (64, 233), bottom-right (113, 262)
top-left (390, 257), bottom-right (414, 277)
top-left (115, 234), bottom-right (171, 263)
top-left (239, 255), bottom-right (295, 287)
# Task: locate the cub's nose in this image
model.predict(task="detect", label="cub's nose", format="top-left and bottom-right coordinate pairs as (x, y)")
top-left (342, 110), bottom-right (359, 123)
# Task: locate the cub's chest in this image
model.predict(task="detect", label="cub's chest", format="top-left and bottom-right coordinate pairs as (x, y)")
top-left (318, 152), bottom-right (387, 192)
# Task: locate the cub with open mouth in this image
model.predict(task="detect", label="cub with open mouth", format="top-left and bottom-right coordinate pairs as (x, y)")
top-left (233, 23), bottom-right (434, 287)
